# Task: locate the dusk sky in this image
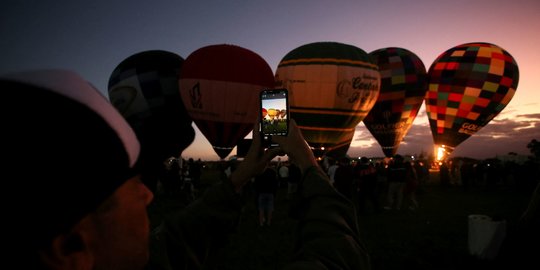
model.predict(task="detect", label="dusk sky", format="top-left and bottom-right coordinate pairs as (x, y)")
top-left (2, 0), bottom-right (539, 161)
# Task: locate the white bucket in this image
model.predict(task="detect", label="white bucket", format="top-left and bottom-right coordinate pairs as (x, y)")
top-left (468, 214), bottom-right (506, 260)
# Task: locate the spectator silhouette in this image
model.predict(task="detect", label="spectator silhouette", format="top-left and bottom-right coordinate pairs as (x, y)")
top-left (384, 154), bottom-right (407, 210)
top-left (334, 157), bottom-right (355, 201)
top-left (355, 157), bottom-right (380, 214)
top-left (439, 161), bottom-right (451, 187)
top-left (254, 165), bottom-right (279, 226)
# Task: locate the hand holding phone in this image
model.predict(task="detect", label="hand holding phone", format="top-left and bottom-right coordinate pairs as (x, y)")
top-left (260, 88), bottom-right (289, 147)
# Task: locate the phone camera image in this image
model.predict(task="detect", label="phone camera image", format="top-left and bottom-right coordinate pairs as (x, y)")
top-left (260, 89), bottom-right (289, 137)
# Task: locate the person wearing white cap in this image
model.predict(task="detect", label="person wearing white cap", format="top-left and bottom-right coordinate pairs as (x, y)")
top-left (2, 69), bottom-right (153, 269)
top-left (2, 69), bottom-right (370, 270)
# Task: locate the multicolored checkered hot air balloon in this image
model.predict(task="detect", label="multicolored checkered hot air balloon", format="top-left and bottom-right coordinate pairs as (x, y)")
top-left (364, 47), bottom-right (428, 157)
top-left (425, 42), bottom-right (519, 160)
top-left (275, 42), bottom-right (380, 158)
top-left (179, 44), bottom-right (274, 159)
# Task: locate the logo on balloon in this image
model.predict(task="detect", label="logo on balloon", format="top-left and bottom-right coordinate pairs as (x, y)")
top-left (108, 86), bottom-right (138, 115)
top-left (368, 121), bottom-right (406, 132)
top-left (337, 74), bottom-right (379, 104)
top-left (189, 82), bottom-right (202, 109)
top-left (458, 122), bottom-right (481, 135)
top-left (352, 74), bottom-right (379, 91)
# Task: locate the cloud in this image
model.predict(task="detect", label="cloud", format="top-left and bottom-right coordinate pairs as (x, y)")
top-left (516, 113), bottom-right (540, 119)
top-left (348, 116), bottom-right (540, 160)
top-left (452, 118), bottom-right (539, 158)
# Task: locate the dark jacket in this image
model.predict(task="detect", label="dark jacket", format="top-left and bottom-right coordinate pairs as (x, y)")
top-left (147, 166), bottom-right (371, 270)
top-left (254, 167), bottom-right (279, 195)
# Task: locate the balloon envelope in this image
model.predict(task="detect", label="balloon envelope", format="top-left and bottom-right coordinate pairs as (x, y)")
top-left (179, 44), bottom-right (274, 159)
top-left (108, 50), bottom-right (194, 166)
top-left (275, 41), bottom-right (380, 158)
top-left (364, 47), bottom-right (428, 157)
top-left (425, 42), bottom-right (519, 159)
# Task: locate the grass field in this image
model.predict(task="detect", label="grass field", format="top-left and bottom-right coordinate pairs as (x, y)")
top-left (149, 167), bottom-right (537, 270)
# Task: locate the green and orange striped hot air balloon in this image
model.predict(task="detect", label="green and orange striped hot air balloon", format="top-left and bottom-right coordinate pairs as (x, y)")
top-left (275, 42), bottom-right (380, 158)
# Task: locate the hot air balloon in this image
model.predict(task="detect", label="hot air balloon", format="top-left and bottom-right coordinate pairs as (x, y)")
top-left (267, 108), bottom-right (279, 120)
top-left (179, 44), bottom-right (274, 159)
top-left (108, 50), bottom-right (195, 191)
top-left (364, 47), bottom-right (428, 157)
top-left (425, 42), bottom-right (519, 160)
top-left (275, 41), bottom-right (380, 158)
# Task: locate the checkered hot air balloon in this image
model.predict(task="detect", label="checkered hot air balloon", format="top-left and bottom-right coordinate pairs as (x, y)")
top-left (179, 44), bottom-right (274, 159)
top-left (275, 42), bottom-right (380, 158)
top-left (425, 42), bottom-right (519, 160)
top-left (108, 50), bottom-right (195, 178)
top-left (364, 47), bottom-right (428, 157)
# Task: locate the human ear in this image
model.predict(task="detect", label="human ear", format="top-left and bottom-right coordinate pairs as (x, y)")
top-left (38, 228), bottom-right (94, 270)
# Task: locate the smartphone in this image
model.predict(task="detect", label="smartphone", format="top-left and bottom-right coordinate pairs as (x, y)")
top-left (260, 88), bottom-right (289, 147)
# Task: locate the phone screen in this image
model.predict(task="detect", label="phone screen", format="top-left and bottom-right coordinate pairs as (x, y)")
top-left (260, 88), bottom-right (289, 143)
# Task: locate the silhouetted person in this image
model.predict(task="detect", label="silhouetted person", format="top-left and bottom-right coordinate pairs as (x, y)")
top-left (162, 158), bottom-right (182, 195)
top-left (187, 157), bottom-right (202, 190)
top-left (403, 161), bottom-right (419, 210)
top-left (254, 165), bottom-right (279, 226)
top-left (460, 160), bottom-right (475, 191)
top-left (334, 157), bottom-right (355, 201)
top-left (355, 157), bottom-right (380, 214)
top-left (385, 154), bottom-right (407, 210)
top-left (439, 161), bottom-right (450, 187)
top-left (287, 160), bottom-right (302, 200)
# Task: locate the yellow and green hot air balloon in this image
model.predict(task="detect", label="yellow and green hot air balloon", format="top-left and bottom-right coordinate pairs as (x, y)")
top-left (275, 41), bottom-right (380, 158)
